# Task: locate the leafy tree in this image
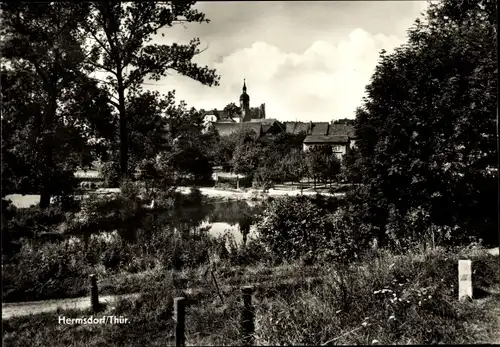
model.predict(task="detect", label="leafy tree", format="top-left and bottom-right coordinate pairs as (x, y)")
top-left (81, 1), bottom-right (220, 178)
top-left (324, 152), bottom-right (341, 186)
top-left (165, 140), bottom-right (213, 184)
top-left (1, 3), bottom-right (114, 206)
top-left (223, 102), bottom-right (241, 119)
top-left (282, 149), bottom-right (307, 192)
top-left (350, 0), bottom-right (497, 246)
top-left (213, 127), bottom-right (260, 171)
top-left (124, 89), bottom-right (213, 185)
top-left (332, 118), bottom-right (355, 125)
top-left (231, 142), bottom-right (263, 179)
top-left (305, 146), bottom-right (332, 189)
top-left (270, 132), bottom-right (307, 155)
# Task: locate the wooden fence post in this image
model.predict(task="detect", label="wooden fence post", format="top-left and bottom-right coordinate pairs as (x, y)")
top-left (174, 297), bottom-right (186, 347)
top-left (458, 260), bottom-right (473, 302)
top-left (241, 286), bottom-right (255, 346)
top-left (89, 274), bottom-right (99, 312)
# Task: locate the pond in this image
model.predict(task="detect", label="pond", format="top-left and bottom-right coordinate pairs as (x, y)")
top-left (167, 199), bottom-right (264, 246)
top-left (66, 199), bottom-right (265, 247)
top-left (4, 193), bottom-right (266, 246)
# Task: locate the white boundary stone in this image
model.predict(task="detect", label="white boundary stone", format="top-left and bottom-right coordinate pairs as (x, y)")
top-left (458, 259), bottom-right (473, 301)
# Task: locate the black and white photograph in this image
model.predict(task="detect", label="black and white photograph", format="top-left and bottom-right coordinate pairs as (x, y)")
top-left (1, 0), bottom-right (499, 345)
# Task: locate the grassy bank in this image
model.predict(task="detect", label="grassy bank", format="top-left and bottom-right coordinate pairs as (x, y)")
top-left (3, 247), bottom-right (498, 346)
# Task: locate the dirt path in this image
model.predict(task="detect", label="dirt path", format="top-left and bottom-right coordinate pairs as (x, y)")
top-left (2, 293), bottom-right (140, 320)
top-left (179, 186), bottom-right (343, 199)
top-left (1, 275), bottom-right (324, 321)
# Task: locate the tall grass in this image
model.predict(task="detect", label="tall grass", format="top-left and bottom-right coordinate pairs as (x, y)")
top-left (3, 247), bottom-right (498, 346)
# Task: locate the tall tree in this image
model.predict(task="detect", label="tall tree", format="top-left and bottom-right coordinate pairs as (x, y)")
top-left (1, 2), bottom-right (114, 207)
top-left (81, 1), bottom-right (219, 178)
top-left (351, 0), bottom-right (497, 245)
top-left (223, 102), bottom-right (241, 119)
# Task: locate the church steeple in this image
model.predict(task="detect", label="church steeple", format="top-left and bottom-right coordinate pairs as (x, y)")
top-left (239, 78), bottom-right (250, 122)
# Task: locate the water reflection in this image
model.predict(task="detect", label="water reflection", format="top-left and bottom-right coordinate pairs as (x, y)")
top-left (174, 200), bottom-right (263, 245)
top-left (74, 200), bottom-right (264, 247)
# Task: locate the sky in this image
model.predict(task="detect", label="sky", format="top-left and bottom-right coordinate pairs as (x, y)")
top-left (143, 1), bottom-right (431, 123)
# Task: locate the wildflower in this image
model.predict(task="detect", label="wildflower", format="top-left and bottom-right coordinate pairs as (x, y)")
top-left (372, 339), bottom-right (380, 344)
top-left (398, 283), bottom-right (403, 286)
top-left (418, 301), bottom-right (422, 306)
top-left (362, 322), bottom-right (368, 327)
top-left (428, 295), bottom-right (432, 299)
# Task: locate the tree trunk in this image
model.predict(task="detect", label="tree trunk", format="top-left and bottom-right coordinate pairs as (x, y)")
top-left (117, 69), bottom-right (128, 179)
top-left (39, 85), bottom-right (57, 209)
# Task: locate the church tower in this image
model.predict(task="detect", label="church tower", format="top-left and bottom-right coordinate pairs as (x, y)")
top-left (239, 79), bottom-right (251, 122)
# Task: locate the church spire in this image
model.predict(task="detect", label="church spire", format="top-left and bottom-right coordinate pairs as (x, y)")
top-left (239, 78), bottom-right (250, 121)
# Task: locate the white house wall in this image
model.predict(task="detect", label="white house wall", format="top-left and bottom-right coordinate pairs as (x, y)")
top-left (302, 143), bottom-right (348, 157)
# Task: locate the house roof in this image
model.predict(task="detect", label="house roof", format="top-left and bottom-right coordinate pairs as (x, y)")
top-left (328, 124), bottom-right (356, 138)
top-left (242, 123), bottom-right (262, 136)
top-left (310, 122), bottom-right (329, 135)
top-left (303, 135), bottom-right (349, 144)
top-left (249, 118), bottom-right (276, 124)
top-left (284, 122), bottom-right (310, 134)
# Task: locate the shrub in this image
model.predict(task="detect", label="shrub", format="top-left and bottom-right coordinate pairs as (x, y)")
top-left (99, 161), bottom-right (121, 188)
top-left (215, 175), bottom-right (252, 188)
top-left (1, 204), bottom-right (69, 262)
top-left (3, 239), bottom-right (90, 302)
top-left (254, 196), bottom-right (355, 263)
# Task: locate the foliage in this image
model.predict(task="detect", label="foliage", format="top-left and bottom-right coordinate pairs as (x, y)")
top-left (223, 102), bottom-right (241, 119)
top-left (332, 118), bottom-right (355, 125)
top-left (305, 146), bottom-right (341, 186)
top-left (81, 2), bottom-right (220, 177)
top-left (255, 195), bottom-right (354, 262)
top-left (346, 0), bottom-right (497, 246)
top-left (1, 204), bottom-right (68, 262)
top-left (231, 141), bottom-right (264, 178)
top-left (0, 3), bottom-right (115, 206)
top-left (100, 160), bottom-right (122, 188)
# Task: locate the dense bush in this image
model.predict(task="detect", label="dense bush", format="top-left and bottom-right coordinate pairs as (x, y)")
top-left (99, 160), bottom-right (121, 188)
top-left (1, 203), bottom-right (69, 261)
top-left (255, 195), bottom-right (358, 263)
top-left (3, 239), bottom-right (90, 302)
top-left (214, 175), bottom-right (252, 189)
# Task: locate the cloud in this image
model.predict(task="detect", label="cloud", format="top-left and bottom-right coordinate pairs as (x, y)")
top-left (148, 28), bottom-right (407, 122)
